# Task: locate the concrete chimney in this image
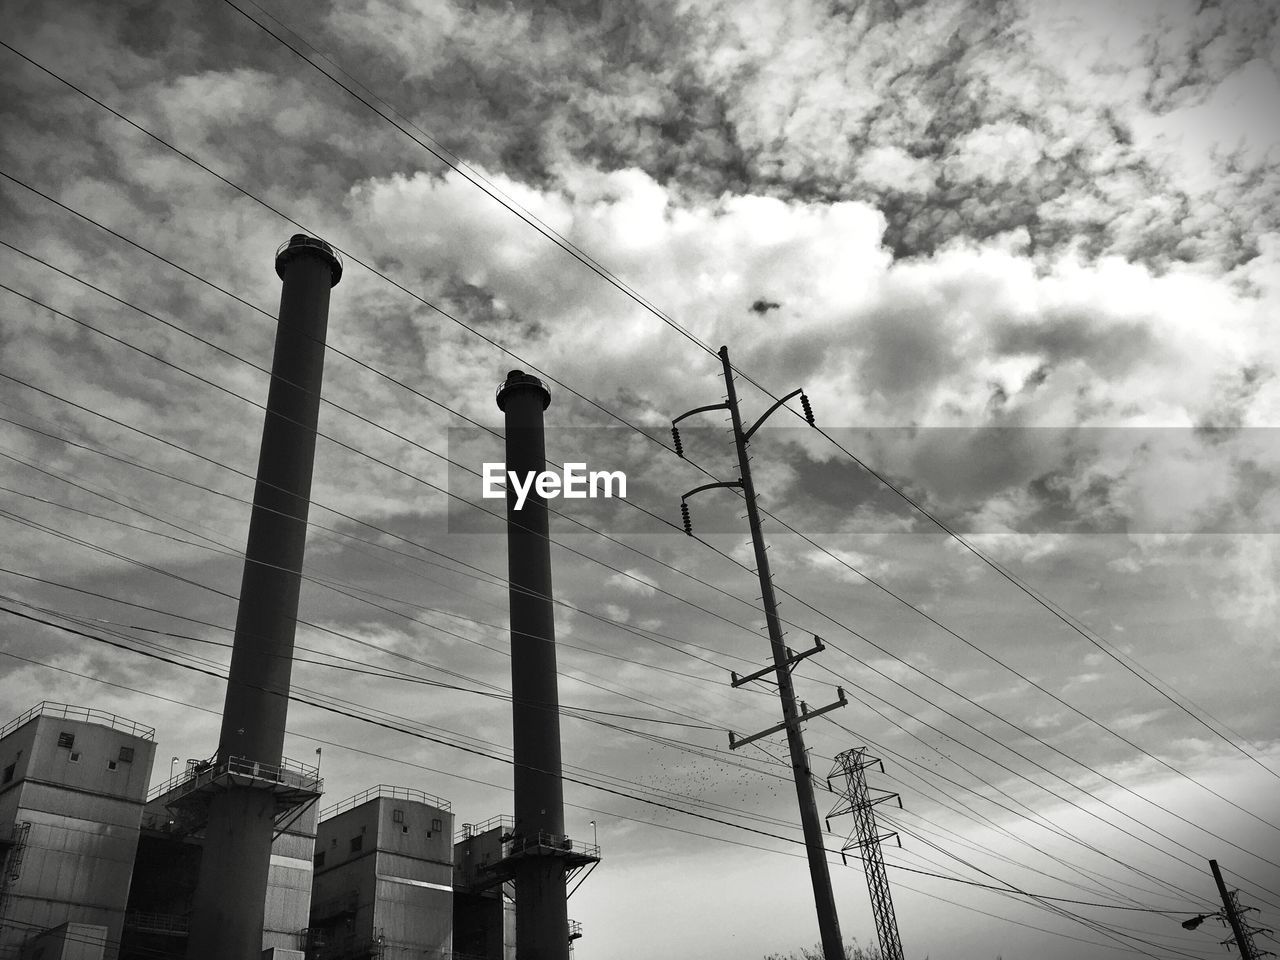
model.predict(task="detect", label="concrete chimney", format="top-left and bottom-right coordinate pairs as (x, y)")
top-left (496, 369), bottom-right (570, 960)
top-left (186, 235), bottom-right (341, 960)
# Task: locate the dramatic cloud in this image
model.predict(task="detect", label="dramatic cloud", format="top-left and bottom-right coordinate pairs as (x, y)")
top-left (2, 1), bottom-right (1278, 958)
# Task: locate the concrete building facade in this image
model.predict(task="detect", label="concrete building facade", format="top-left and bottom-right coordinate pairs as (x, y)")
top-left (1, 701), bottom-right (596, 960)
top-left (308, 786), bottom-right (453, 960)
top-left (0, 703), bottom-right (157, 960)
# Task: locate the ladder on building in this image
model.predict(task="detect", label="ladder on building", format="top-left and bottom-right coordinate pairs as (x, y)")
top-left (0, 822), bottom-right (33, 928)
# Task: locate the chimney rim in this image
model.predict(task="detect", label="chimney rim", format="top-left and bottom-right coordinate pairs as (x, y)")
top-left (496, 371), bottom-right (551, 411)
top-left (275, 235), bottom-right (343, 286)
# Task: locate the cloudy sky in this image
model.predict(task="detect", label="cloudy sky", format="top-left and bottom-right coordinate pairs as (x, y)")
top-left (2, 0), bottom-right (1279, 957)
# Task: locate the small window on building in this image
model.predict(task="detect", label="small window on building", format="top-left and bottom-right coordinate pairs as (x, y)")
top-left (57, 732), bottom-right (75, 749)
top-left (69, 752), bottom-right (81, 763)
top-left (2, 763), bottom-right (14, 784)
top-left (393, 808), bottom-right (404, 824)
top-left (331, 838), bottom-right (337, 848)
top-left (314, 851), bottom-right (325, 868)
top-left (350, 835), bottom-right (363, 853)
top-left (432, 818), bottom-right (443, 833)
top-left (107, 760), bottom-right (118, 771)
top-left (118, 746), bottom-right (135, 763)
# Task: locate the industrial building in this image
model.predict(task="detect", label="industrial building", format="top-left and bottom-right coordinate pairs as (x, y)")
top-left (0, 701), bottom-right (599, 960)
top-left (1, 243), bottom-right (597, 958)
top-left (0, 702), bottom-right (158, 960)
top-left (453, 817), bottom-right (517, 960)
top-left (307, 786), bottom-right (453, 960)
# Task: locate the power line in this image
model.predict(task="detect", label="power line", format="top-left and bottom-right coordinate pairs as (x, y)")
top-left (2, 495), bottom-right (1220, 920)
top-left (5, 28), bottom-right (1266, 844)
top-left (877, 817), bottom-right (1214, 960)
top-left (2, 531), bottom-right (1215, 919)
top-left (807, 646), bottom-right (1280, 876)
top-left (0, 438), bottom-right (751, 718)
top-left (196, 2), bottom-right (1277, 790)
top-left (2, 34), bottom-right (1271, 920)
top-left (0, 603), bottom-right (1211, 920)
top-left (0, 591), bottom-right (721, 735)
top-left (0, 372), bottom-right (776, 735)
top-left (213, 0), bottom-right (716, 360)
top-left (5, 235), bottom-right (1269, 916)
top-left (0, 228), bottom-right (784, 666)
top-left (0, 358), bottom-right (764, 651)
top-left (0, 279), bottom-right (761, 657)
top-left (2, 296), bottom-right (1269, 906)
top-left (12, 235), bottom-right (1268, 864)
top-left (739, 371), bottom-right (1280, 784)
top-left (0, 456), bottom-right (821, 797)
top-left (1, 641), bottom-right (1211, 960)
top-left (0, 504), bottom-right (745, 744)
top-left (0, 409), bottom-right (746, 692)
top-left (3, 44), bottom-right (1250, 863)
top-left (0, 600), bottom-right (794, 831)
top-left (846, 718), bottom-right (1214, 908)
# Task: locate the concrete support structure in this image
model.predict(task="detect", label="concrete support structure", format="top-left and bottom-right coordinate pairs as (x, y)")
top-left (186, 236), bottom-right (341, 960)
top-left (122, 787), bottom-right (318, 959)
top-left (496, 371), bottom-right (569, 960)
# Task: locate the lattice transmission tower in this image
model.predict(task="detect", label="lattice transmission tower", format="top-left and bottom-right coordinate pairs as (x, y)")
top-left (827, 747), bottom-right (905, 960)
top-left (1211, 859), bottom-right (1275, 959)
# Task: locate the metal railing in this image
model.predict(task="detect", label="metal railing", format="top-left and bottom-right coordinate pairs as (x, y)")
top-left (320, 783), bottom-right (450, 820)
top-left (147, 754), bottom-right (321, 802)
top-left (503, 830), bottom-right (599, 861)
top-left (456, 814), bottom-right (513, 843)
top-left (495, 372), bottom-right (552, 406)
top-left (454, 818), bottom-right (600, 860)
top-left (275, 235), bottom-right (343, 274)
top-left (0, 702), bottom-right (155, 741)
top-left (124, 911), bottom-right (190, 935)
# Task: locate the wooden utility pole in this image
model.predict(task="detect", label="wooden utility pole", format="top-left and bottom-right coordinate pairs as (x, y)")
top-left (672, 345), bottom-right (846, 960)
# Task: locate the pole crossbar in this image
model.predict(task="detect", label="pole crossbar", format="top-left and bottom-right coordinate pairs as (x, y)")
top-left (731, 636), bottom-right (826, 687)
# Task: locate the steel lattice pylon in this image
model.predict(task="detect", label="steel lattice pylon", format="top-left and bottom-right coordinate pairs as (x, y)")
top-left (1227, 889), bottom-right (1269, 960)
top-left (827, 748), bottom-right (905, 960)
top-left (1212, 860), bottom-right (1275, 960)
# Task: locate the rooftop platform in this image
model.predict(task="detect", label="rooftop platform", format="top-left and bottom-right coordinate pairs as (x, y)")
top-left (1, 701), bottom-right (155, 742)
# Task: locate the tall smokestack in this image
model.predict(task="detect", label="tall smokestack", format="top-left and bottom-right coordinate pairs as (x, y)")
top-left (497, 369), bottom-right (570, 960)
top-left (186, 235), bottom-right (341, 960)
